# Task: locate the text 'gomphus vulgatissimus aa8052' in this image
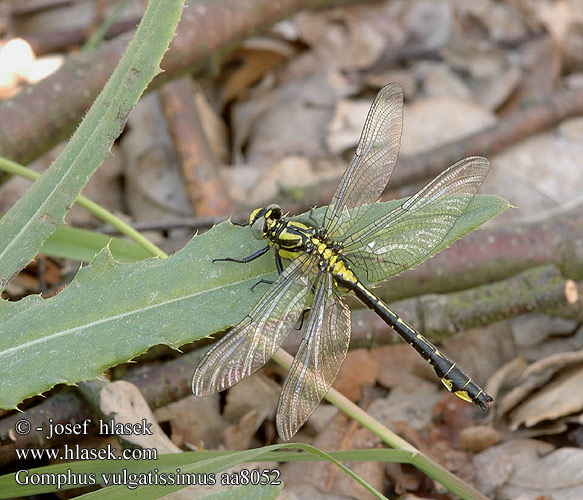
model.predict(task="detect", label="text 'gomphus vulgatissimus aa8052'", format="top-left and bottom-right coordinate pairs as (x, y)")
top-left (192, 82), bottom-right (493, 440)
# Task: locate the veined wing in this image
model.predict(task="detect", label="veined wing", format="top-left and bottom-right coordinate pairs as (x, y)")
top-left (341, 157), bottom-right (490, 283)
top-left (276, 271), bottom-right (350, 441)
top-left (192, 253), bottom-right (318, 396)
top-left (324, 83), bottom-right (403, 238)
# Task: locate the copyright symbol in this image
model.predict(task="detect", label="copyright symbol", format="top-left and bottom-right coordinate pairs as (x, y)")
top-left (14, 419), bottom-right (31, 435)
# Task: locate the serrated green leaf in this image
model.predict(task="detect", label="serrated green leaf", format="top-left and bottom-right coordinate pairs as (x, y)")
top-left (0, 0), bottom-right (184, 291)
top-left (0, 194), bottom-right (508, 409)
top-left (41, 225), bottom-right (152, 262)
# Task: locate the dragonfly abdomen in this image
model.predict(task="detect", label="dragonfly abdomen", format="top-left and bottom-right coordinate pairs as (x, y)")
top-left (340, 275), bottom-right (493, 411)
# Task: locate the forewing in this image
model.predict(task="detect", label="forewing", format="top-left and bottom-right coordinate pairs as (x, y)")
top-left (276, 272), bottom-right (351, 441)
top-left (342, 157), bottom-right (490, 283)
top-left (192, 253), bottom-right (317, 397)
top-left (324, 83), bottom-right (403, 238)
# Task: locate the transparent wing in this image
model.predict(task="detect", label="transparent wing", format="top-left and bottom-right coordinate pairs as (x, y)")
top-left (342, 157), bottom-right (490, 283)
top-left (276, 271), bottom-right (351, 441)
top-left (192, 253), bottom-right (318, 396)
top-left (324, 83), bottom-right (403, 238)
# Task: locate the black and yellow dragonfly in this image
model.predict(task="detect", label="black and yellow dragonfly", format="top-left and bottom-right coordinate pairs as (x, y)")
top-left (192, 83), bottom-right (493, 440)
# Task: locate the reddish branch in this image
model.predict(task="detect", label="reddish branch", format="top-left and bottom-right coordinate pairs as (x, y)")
top-left (0, 0), bottom-right (373, 165)
top-left (159, 78), bottom-right (233, 216)
top-left (391, 87), bottom-right (583, 187)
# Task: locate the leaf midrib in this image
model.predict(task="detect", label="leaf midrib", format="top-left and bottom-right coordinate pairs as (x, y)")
top-left (1, 269), bottom-right (274, 357)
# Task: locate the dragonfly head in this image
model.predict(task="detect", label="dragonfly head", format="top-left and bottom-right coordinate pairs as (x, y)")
top-left (249, 204), bottom-right (282, 240)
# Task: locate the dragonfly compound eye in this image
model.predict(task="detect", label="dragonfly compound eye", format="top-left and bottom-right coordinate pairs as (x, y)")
top-left (251, 215), bottom-right (267, 240)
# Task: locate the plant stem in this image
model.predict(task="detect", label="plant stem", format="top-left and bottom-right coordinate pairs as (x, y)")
top-left (0, 157), bottom-right (167, 258)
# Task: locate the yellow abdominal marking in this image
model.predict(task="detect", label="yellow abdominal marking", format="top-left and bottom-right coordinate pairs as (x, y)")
top-left (454, 390), bottom-right (472, 402)
top-left (441, 378), bottom-right (453, 391)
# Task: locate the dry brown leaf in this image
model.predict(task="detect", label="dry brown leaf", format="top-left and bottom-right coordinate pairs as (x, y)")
top-left (371, 344), bottom-right (434, 389)
top-left (474, 439), bottom-right (555, 499)
top-left (421, 63), bottom-right (471, 99)
top-left (281, 414), bottom-right (383, 500)
top-left (332, 348), bottom-right (378, 402)
top-left (538, 0), bottom-right (583, 72)
top-left (499, 350), bottom-right (583, 418)
top-left (511, 314), bottom-right (581, 363)
top-left (476, 439), bottom-right (583, 500)
top-left (223, 373), bottom-right (280, 431)
top-left (509, 364), bottom-right (583, 430)
top-left (221, 37), bottom-right (294, 105)
top-left (121, 93), bottom-right (191, 221)
top-left (459, 425), bottom-right (500, 452)
top-left (221, 410), bottom-right (258, 451)
top-left (367, 383), bottom-right (441, 433)
top-left (295, 4), bottom-right (403, 71)
top-left (100, 381), bottom-right (180, 453)
top-left (326, 99), bottom-right (373, 154)
top-left (231, 71), bottom-right (346, 166)
top-left (402, 1), bottom-right (453, 51)
top-left (248, 156), bottom-right (317, 202)
top-left (483, 128), bottom-right (583, 224)
top-left (154, 394), bottom-right (225, 450)
top-left (399, 96), bottom-right (497, 156)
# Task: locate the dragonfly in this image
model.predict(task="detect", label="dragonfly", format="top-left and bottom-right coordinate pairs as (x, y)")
top-left (192, 82), bottom-right (493, 440)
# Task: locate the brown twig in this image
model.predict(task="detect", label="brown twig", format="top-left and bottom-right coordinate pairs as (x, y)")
top-left (391, 87), bottom-right (583, 188)
top-left (375, 204), bottom-right (583, 303)
top-left (159, 77), bottom-right (233, 216)
top-left (0, 0), bottom-right (377, 166)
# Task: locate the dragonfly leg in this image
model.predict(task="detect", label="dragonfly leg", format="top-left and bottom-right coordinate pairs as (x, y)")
top-left (212, 245), bottom-right (270, 264)
top-left (249, 250), bottom-right (285, 291)
top-left (231, 220), bottom-right (247, 227)
top-left (250, 279), bottom-right (274, 291)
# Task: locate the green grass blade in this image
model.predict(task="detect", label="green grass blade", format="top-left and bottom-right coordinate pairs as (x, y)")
top-left (0, 445), bottom-right (392, 499)
top-left (0, 195), bottom-right (507, 410)
top-left (41, 225), bottom-right (152, 262)
top-left (0, 0), bottom-right (183, 291)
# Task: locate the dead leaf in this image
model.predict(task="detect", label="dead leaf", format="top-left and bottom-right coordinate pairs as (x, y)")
top-left (326, 99), bottom-right (373, 154)
top-left (100, 380), bottom-right (180, 453)
top-left (223, 373), bottom-right (280, 431)
top-left (509, 364), bottom-right (583, 430)
top-left (295, 4), bottom-right (403, 70)
top-left (154, 394), bottom-right (225, 450)
top-left (402, 1), bottom-right (453, 51)
top-left (498, 350), bottom-right (583, 418)
top-left (121, 92), bottom-right (191, 221)
top-left (248, 156), bottom-right (317, 202)
top-left (221, 410), bottom-right (258, 450)
top-left (332, 348), bottom-right (378, 402)
top-left (399, 96), bottom-right (497, 156)
top-left (421, 63), bottom-right (471, 99)
top-left (476, 439), bottom-right (583, 500)
top-left (282, 414), bottom-right (383, 500)
top-left (483, 129), bottom-right (583, 224)
top-left (473, 439), bottom-right (555, 499)
top-left (459, 425), bottom-right (500, 452)
top-left (221, 37), bottom-right (294, 105)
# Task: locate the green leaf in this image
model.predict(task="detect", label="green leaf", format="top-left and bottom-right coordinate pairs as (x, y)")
top-left (0, 445), bottom-right (399, 499)
top-left (41, 225), bottom-right (152, 263)
top-left (0, 195), bottom-right (508, 409)
top-left (0, 0), bottom-right (184, 291)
